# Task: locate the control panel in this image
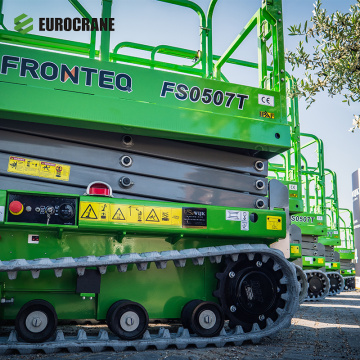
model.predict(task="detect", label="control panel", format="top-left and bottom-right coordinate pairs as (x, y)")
top-left (7, 193), bottom-right (77, 226)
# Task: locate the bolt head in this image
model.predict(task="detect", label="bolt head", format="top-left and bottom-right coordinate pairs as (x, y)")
top-left (259, 314), bottom-right (265, 321)
top-left (126, 317), bottom-right (134, 326)
top-left (230, 305), bottom-right (237, 313)
top-left (229, 271), bottom-right (235, 278)
top-left (32, 317), bottom-right (42, 327)
top-left (204, 315), bottom-right (212, 324)
top-left (256, 261), bottom-right (263, 268)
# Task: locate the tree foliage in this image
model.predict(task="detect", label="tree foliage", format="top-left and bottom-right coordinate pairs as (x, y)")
top-left (286, 1), bottom-right (360, 132)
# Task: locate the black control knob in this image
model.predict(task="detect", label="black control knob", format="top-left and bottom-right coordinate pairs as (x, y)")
top-left (59, 204), bottom-right (75, 220)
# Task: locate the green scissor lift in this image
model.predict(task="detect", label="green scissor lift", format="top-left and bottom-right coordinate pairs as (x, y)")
top-left (269, 77), bottom-right (331, 301)
top-left (337, 209), bottom-right (356, 290)
top-left (317, 169), bottom-right (345, 295)
top-left (268, 77), bottom-right (308, 303)
top-left (0, 0), bottom-right (299, 352)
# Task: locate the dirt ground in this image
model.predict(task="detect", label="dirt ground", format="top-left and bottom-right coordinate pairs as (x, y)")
top-left (0, 291), bottom-right (359, 360)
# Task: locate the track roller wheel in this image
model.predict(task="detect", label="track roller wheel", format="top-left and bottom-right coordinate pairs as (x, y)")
top-left (106, 300), bottom-right (149, 340)
top-left (350, 277), bottom-right (356, 290)
top-left (327, 272), bottom-right (344, 296)
top-left (181, 300), bottom-right (224, 337)
top-left (214, 252), bottom-right (291, 333)
top-left (295, 265), bottom-right (308, 304)
top-left (15, 299), bottom-right (57, 343)
top-left (345, 277), bottom-right (355, 291)
top-left (305, 270), bottom-right (330, 301)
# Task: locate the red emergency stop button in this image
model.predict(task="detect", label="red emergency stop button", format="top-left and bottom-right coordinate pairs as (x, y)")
top-left (9, 201), bottom-right (24, 215)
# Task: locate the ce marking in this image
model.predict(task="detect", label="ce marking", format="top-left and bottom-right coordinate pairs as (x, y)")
top-left (258, 94), bottom-right (274, 107)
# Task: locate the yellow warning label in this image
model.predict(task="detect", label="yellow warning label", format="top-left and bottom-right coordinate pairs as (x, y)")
top-left (7, 156), bottom-right (70, 181)
top-left (333, 263), bottom-right (338, 268)
top-left (290, 245), bottom-right (300, 255)
top-left (318, 258), bottom-right (324, 264)
top-left (80, 202), bottom-right (182, 226)
top-left (289, 193), bottom-right (298, 198)
top-left (266, 216), bottom-right (282, 230)
top-left (259, 111), bottom-right (275, 119)
top-left (80, 202), bottom-right (110, 221)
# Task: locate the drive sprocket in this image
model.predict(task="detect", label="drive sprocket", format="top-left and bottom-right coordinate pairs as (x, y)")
top-left (213, 251), bottom-right (298, 333)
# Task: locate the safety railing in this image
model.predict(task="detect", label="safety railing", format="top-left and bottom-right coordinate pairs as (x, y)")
top-left (0, 0), bottom-right (285, 91)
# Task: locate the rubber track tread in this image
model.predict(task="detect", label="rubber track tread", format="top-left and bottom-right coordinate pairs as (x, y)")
top-left (0, 245), bottom-right (299, 353)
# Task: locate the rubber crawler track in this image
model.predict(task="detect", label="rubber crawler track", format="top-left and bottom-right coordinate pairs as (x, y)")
top-left (304, 269), bottom-right (330, 302)
top-left (0, 244), bottom-right (299, 354)
top-left (327, 272), bottom-right (345, 296)
top-left (295, 265), bottom-right (308, 304)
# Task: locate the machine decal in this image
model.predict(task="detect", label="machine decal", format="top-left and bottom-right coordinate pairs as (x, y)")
top-left (0, 55), bottom-right (133, 92)
top-left (182, 208), bottom-right (207, 228)
top-left (266, 216), bottom-right (282, 230)
top-left (290, 215), bottom-right (315, 223)
top-left (7, 156), bottom-right (70, 181)
top-left (290, 245), bottom-right (300, 255)
top-left (240, 211), bottom-right (249, 231)
top-left (160, 81), bottom-right (249, 110)
top-left (80, 203), bottom-right (99, 220)
top-left (80, 202), bottom-right (182, 226)
top-left (258, 94), bottom-right (274, 107)
top-left (259, 111), bottom-right (274, 119)
top-left (225, 210), bottom-right (241, 221)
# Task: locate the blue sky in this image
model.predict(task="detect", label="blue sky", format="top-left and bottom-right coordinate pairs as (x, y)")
top-left (2, 0), bottom-right (359, 212)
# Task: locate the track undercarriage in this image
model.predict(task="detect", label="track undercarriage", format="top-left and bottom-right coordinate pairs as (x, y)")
top-left (0, 245), bottom-right (299, 353)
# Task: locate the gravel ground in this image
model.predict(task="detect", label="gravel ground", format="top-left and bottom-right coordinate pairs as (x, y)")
top-left (0, 290), bottom-right (359, 360)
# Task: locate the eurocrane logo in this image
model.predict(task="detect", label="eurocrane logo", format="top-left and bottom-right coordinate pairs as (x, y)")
top-left (14, 13), bottom-right (34, 34)
top-left (39, 17), bottom-right (115, 32)
top-left (14, 14), bottom-right (115, 33)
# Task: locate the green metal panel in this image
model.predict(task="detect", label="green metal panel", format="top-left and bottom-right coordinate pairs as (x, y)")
top-left (0, 189), bottom-right (287, 320)
top-left (289, 243), bottom-right (301, 260)
top-left (0, 45), bottom-right (289, 155)
top-left (325, 262), bottom-right (340, 272)
top-left (0, 0), bottom-right (290, 157)
top-left (290, 213), bottom-right (327, 237)
top-left (341, 269), bottom-right (356, 276)
top-left (302, 256), bottom-right (325, 269)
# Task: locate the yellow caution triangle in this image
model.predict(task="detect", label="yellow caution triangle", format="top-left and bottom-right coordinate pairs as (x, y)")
top-left (146, 209), bottom-right (160, 222)
top-left (81, 204), bottom-right (97, 219)
top-left (112, 207), bottom-right (126, 220)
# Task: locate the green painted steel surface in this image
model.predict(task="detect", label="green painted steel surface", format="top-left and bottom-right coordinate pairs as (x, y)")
top-left (302, 256), bottom-right (325, 269)
top-left (289, 243), bottom-right (301, 260)
top-left (325, 262), bottom-right (341, 272)
top-left (336, 209), bottom-right (355, 259)
top-left (0, 189), bottom-right (287, 320)
top-left (0, 0), bottom-right (292, 327)
top-left (0, 0), bottom-right (290, 157)
top-left (341, 269), bottom-right (356, 276)
top-left (318, 170), bottom-right (341, 247)
top-left (0, 44), bottom-right (289, 155)
top-left (290, 213), bottom-right (327, 237)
